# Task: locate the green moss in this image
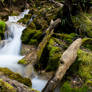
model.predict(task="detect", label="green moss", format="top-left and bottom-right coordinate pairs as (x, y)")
top-left (77, 50), bottom-right (92, 80)
top-left (18, 59), bottom-right (27, 65)
top-left (22, 29), bottom-right (36, 44)
top-left (63, 49), bottom-right (92, 91)
top-left (0, 20), bottom-right (6, 40)
top-left (28, 22), bottom-right (36, 29)
top-left (0, 79), bottom-right (16, 92)
top-left (0, 68), bottom-right (32, 87)
top-left (32, 30), bottom-right (42, 39)
top-left (29, 39), bottom-right (38, 45)
top-left (46, 38), bottom-right (62, 71)
top-left (82, 38), bottom-right (92, 51)
top-left (54, 33), bottom-right (78, 44)
top-left (60, 81), bottom-right (89, 92)
top-left (22, 28), bottom-right (42, 45)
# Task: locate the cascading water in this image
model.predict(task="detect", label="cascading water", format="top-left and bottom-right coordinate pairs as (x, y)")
top-left (0, 9), bottom-right (47, 92)
top-left (0, 9), bottom-right (29, 73)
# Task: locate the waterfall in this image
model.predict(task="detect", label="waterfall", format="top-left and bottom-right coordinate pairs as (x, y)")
top-left (0, 9), bottom-right (29, 73)
top-left (0, 9), bottom-right (48, 92)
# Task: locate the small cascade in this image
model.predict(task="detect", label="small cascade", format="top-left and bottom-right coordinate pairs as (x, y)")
top-left (0, 9), bottom-right (29, 73)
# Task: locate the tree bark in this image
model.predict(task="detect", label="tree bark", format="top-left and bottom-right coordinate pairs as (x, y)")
top-left (42, 38), bottom-right (82, 92)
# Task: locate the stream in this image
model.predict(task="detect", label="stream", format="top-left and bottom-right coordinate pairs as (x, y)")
top-left (0, 9), bottom-right (47, 92)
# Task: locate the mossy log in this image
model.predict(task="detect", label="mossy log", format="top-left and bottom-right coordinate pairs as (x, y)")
top-left (42, 38), bottom-right (82, 92)
top-left (19, 19), bottom-right (61, 66)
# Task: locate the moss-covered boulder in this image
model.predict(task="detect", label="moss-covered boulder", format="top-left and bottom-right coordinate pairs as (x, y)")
top-left (0, 78), bottom-right (39, 92)
top-left (46, 38), bottom-right (64, 71)
top-left (0, 20), bottom-right (6, 40)
top-left (0, 67), bottom-right (32, 87)
top-left (22, 28), bottom-right (42, 45)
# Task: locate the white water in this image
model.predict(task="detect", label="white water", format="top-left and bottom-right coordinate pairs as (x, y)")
top-left (32, 76), bottom-right (47, 91)
top-left (0, 10), bottom-right (29, 73)
top-left (0, 9), bottom-right (47, 92)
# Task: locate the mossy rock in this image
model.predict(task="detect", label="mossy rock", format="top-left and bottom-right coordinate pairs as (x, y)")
top-left (72, 13), bottom-right (92, 37)
top-left (22, 28), bottom-right (42, 45)
top-left (0, 68), bottom-right (32, 87)
top-left (82, 38), bottom-right (92, 51)
top-left (77, 50), bottom-right (92, 80)
top-left (0, 20), bottom-right (6, 40)
top-left (0, 79), bottom-right (16, 92)
top-left (46, 38), bottom-right (62, 71)
top-left (18, 59), bottom-right (27, 65)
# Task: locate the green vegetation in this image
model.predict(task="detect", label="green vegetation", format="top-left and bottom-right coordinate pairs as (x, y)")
top-left (18, 58), bottom-right (27, 65)
top-left (72, 14), bottom-right (92, 37)
top-left (60, 81), bottom-right (89, 92)
top-left (22, 28), bottom-right (42, 45)
top-left (0, 21), bottom-right (6, 40)
top-left (82, 38), bottom-right (92, 51)
top-left (46, 38), bottom-right (62, 71)
top-left (0, 0), bottom-right (92, 91)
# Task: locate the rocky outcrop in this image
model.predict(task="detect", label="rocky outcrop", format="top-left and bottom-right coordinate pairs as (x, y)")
top-left (0, 67), bottom-right (38, 92)
top-left (0, 76), bottom-right (38, 92)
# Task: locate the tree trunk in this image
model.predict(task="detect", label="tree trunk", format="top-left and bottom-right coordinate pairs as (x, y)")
top-left (42, 38), bottom-right (82, 92)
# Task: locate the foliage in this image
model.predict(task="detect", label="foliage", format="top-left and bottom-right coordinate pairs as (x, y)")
top-left (72, 14), bottom-right (92, 37)
top-left (60, 81), bottom-right (89, 92)
top-left (82, 38), bottom-right (92, 51)
top-left (22, 28), bottom-right (42, 45)
top-left (46, 38), bottom-right (62, 71)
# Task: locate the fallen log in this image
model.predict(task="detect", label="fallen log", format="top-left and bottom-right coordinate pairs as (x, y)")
top-left (49, 0), bottom-right (64, 7)
top-left (42, 38), bottom-right (82, 92)
top-left (19, 19), bottom-right (61, 65)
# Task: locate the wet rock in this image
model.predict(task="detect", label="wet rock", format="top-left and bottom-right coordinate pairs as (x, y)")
top-left (0, 67), bottom-right (32, 87)
top-left (0, 76), bottom-right (38, 92)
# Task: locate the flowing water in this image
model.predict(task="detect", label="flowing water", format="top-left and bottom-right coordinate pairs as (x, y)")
top-left (0, 9), bottom-right (47, 92)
